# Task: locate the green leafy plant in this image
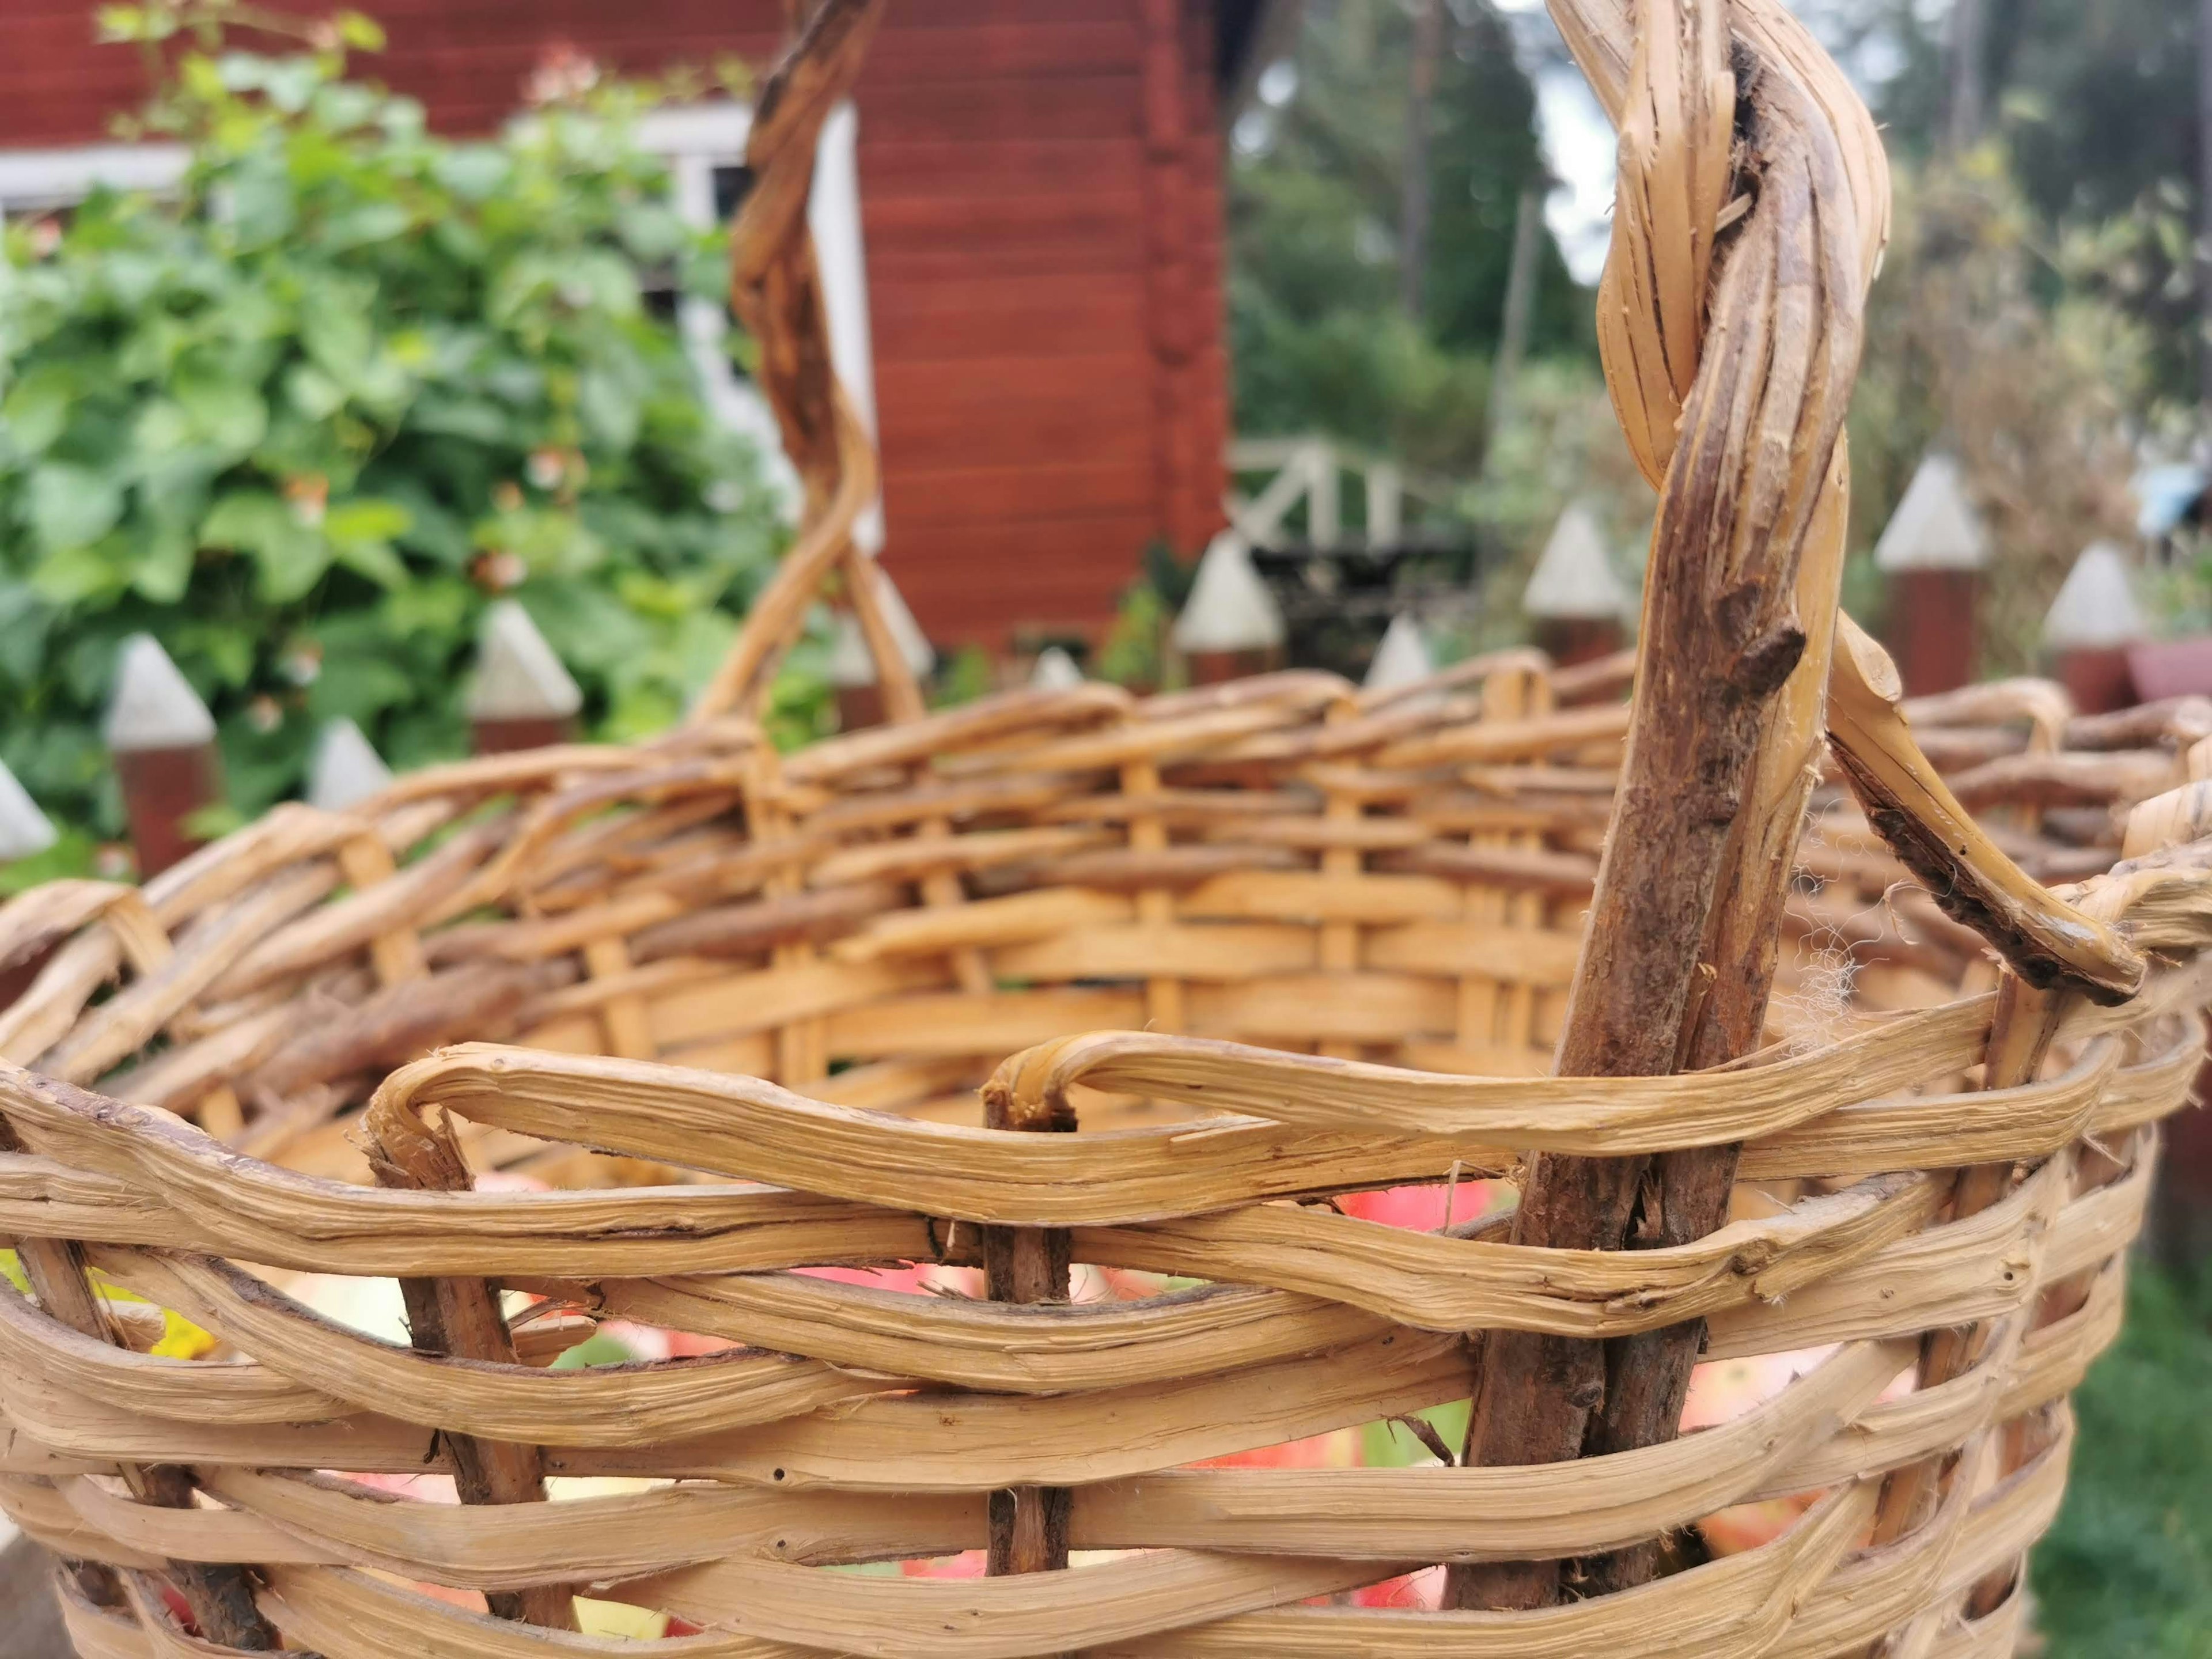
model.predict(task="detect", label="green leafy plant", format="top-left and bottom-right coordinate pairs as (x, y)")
top-left (1, 2), bottom-right (805, 858)
top-left (2032, 1259), bottom-right (2212, 1655)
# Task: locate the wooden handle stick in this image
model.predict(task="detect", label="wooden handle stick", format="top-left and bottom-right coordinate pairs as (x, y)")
top-left (1446, 0), bottom-right (1880, 1609)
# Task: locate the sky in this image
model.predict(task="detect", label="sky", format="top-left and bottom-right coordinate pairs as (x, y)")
top-left (1492, 0), bottom-right (1618, 284)
top-left (1495, 0), bottom-right (1925, 285)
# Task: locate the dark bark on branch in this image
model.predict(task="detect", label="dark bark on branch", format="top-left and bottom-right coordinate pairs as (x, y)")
top-left (1445, 45), bottom-right (1866, 1611)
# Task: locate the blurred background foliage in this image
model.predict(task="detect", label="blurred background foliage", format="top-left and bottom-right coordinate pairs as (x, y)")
top-left (1224, 16), bottom-right (2212, 1639)
top-left (0, 4), bottom-right (799, 846)
top-left (1221, 0), bottom-right (2209, 679)
top-left (1, 2), bottom-right (2207, 1641)
top-left (1227, 0), bottom-right (1588, 480)
top-left (2032, 1258), bottom-right (2212, 1658)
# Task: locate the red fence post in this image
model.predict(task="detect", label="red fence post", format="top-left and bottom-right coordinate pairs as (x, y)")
top-left (1029, 646), bottom-right (1085, 690)
top-left (0, 759), bottom-right (55, 870)
top-left (1172, 530), bottom-right (1285, 685)
top-left (1524, 503), bottom-right (1627, 668)
top-left (1873, 453), bottom-right (1987, 695)
top-left (467, 601), bottom-right (582, 755)
top-left (2043, 540), bottom-right (2146, 715)
top-left (104, 634), bottom-right (222, 878)
top-left (0, 758), bottom-right (61, 1010)
top-left (1364, 613), bottom-right (1434, 693)
top-left (307, 718), bottom-right (395, 813)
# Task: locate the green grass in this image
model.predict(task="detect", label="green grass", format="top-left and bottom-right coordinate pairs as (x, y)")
top-left (2032, 1259), bottom-right (2212, 1657)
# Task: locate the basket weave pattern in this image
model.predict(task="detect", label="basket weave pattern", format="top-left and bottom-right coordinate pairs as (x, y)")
top-left (1, 668), bottom-right (2209, 1656)
top-left (6, 0), bottom-right (2212, 1652)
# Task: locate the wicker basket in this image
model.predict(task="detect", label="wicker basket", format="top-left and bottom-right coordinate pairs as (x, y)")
top-left (6, 2), bottom-right (2212, 1654)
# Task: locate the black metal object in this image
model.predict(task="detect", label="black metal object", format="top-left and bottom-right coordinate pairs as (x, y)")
top-left (1249, 529), bottom-right (1501, 680)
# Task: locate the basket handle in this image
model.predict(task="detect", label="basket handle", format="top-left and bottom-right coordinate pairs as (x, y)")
top-left (688, 0), bottom-right (921, 728)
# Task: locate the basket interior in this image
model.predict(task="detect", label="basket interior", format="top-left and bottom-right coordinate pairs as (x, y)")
top-left (1, 663), bottom-right (2198, 1653)
top-left (116, 662), bottom-right (2016, 1181)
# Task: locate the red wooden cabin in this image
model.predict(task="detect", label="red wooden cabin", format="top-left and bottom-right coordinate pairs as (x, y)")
top-left (0, 1), bottom-right (1277, 647)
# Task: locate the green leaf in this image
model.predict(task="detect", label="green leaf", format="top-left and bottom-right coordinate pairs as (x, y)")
top-left (301, 302), bottom-right (375, 392)
top-left (332, 537), bottom-right (407, 588)
top-left (377, 577), bottom-right (472, 637)
top-left (474, 506), bottom-right (606, 578)
top-left (127, 524), bottom-right (195, 604)
top-left (173, 368), bottom-right (269, 454)
top-left (262, 56), bottom-right (324, 114)
top-left (335, 11), bottom-right (387, 50)
top-left (312, 82), bottom-right (381, 132)
top-left (199, 489), bottom-right (287, 548)
top-left (324, 498), bottom-right (412, 546)
top-left (258, 541), bottom-right (331, 603)
top-left (434, 146), bottom-right (512, 201)
top-left (181, 802), bottom-right (247, 840)
top-left (172, 619), bottom-right (254, 687)
top-left (137, 453), bottom-right (218, 540)
top-left (2, 366), bottom-right (80, 457)
top-left (132, 399), bottom-right (197, 459)
top-left (285, 363), bottom-right (346, 421)
top-left (0, 24), bottom-right (801, 850)
top-left (29, 541), bottom-right (127, 605)
top-left (616, 202), bottom-right (688, 263)
top-left (215, 51), bottom-right (267, 92)
top-left (309, 650), bottom-right (414, 721)
top-left (93, 6), bottom-right (150, 43)
top-left (200, 490), bottom-right (329, 602)
top-left (409, 396), bottom-right (512, 444)
top-left (226, 162), bottom-right (297, 248)
top-left (550, 1331), bottom-right (637, 1370)
top-left (578, 366), bottom-right (642, 450)
top-left (373, 484), bottom-right (469, 566)
top-left (0, 582), bottom-right (54, 683)
top-left (27, 464), bottom-right (125, 555)
top-left (323, 202), bottom-right (411, 249)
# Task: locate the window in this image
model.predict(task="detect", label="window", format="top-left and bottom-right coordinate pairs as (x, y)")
top-left (0, 100), bottom-right (884, 549)
top-left (637, 100), bottom-right (884, 551)
top-left (0, 143), bottom-right (190, 218)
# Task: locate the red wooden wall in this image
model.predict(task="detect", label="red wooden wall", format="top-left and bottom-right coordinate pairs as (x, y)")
top-left (0, 1), bottom-right (1232, 647)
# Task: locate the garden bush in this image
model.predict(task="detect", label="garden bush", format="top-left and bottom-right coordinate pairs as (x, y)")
top-left (0, 2), bottom-right (802, 872)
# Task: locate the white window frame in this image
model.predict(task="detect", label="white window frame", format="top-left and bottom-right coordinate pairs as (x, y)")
top-left (0, 101), bottom-right (884, 550)
top-left (637, 99), bottom-right (884, 551)
top-left (0, 143), bottom-right (190, 215)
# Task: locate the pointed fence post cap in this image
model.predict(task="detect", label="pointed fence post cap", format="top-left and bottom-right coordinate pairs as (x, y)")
top-left (1363, 613), bottom-right (1434, 692)
top-left (2043, 541), bottom-right (2146, 650)
top-left (307, 718), bottom-right (395, 813)
top-left (874, 563), bottom-right (935, 680)
top-left (1031, 645), bottom-right (1085, 690)
top-left (1524, 505), bottom-right (1628, 620)
top-left (465, 601), bottom-right (583, 722)
top-left (103, 634), bottom-right (217, 752)
top-left (828, 564), bottom-right (935, 689)
top-left (1171, 530), bottom-right (1286, 653)
top-left (0, 759), bottom-right (57, 863)
top-left (825, 612), bottom-right (876, 689)
top-left (1874, 453), bottom-right (1990, 572)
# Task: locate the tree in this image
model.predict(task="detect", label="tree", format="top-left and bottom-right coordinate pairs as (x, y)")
top-left (1228, 0), bottom-right (1591, 477)
top-left (1817, 0), bottom-right (2202, 403)
top-left (1400, 0), bottom-right (1445, 322)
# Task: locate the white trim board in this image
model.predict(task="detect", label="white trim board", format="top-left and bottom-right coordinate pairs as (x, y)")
top-left (0, 142), bottom-right (188, 214)
top-left (638, 99), bottom-right (884, 551)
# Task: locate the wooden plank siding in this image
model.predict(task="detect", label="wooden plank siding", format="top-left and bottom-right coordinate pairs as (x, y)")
top-left (0, 0), bottom-right (1233, 647)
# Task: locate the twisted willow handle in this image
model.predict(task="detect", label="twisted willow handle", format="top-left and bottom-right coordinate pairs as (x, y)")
top-left (688, 0), bottom-right (922, 728)
top-left (1448, 0), bottom-right (1892, 1609)
top-left (1455, 0), bottom-right (2138, 1614)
